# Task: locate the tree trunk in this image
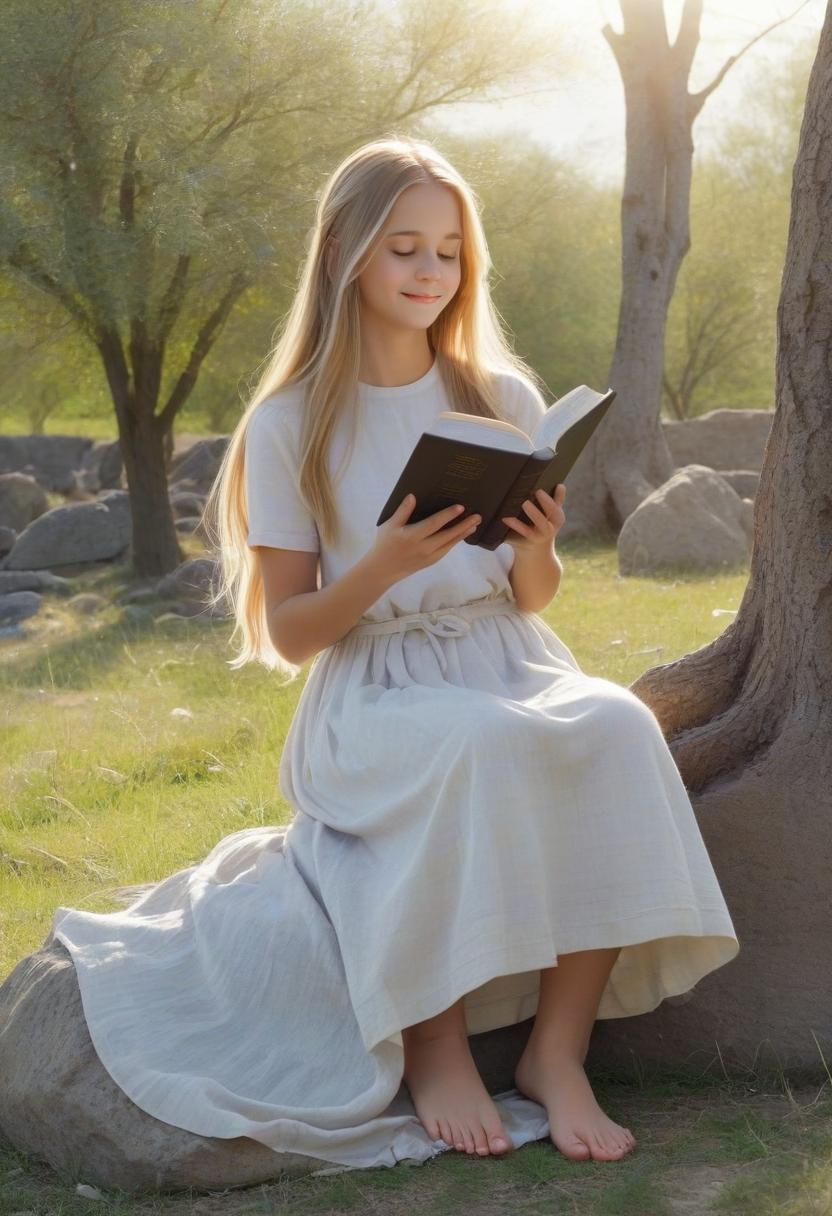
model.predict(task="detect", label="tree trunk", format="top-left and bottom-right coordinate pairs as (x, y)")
top-left (587, 0), bottom-right (832, 1079)
top-left (97, 326), bottom-right (183, 578)
top-left (561, 0), bottom-right (794, 539)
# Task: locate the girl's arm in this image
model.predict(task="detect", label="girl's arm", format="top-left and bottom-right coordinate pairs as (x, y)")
top-left (259, 496), bottom-right (481, 667)
top-left (258, 547), bottom-right (394, 667)
top-left (509, 545), bottom-right (563, 614)
top-left (503, 486), bottom-right (565, 614)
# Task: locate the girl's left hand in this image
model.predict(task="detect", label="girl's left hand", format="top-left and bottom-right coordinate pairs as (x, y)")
top-left (502, 486), bottom-right (566, 551)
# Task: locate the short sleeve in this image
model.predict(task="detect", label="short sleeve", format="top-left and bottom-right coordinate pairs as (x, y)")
top-left (244, 402), bottom-right (320, 552)
top-left (498, 371), bottom-right (548, 437)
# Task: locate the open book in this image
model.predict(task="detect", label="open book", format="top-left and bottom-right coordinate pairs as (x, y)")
top-left (376, 383), bottom-right (617, 551)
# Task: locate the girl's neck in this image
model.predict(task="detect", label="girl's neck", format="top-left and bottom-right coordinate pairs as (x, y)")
top-left (358, 338), bottom-right (435, 389)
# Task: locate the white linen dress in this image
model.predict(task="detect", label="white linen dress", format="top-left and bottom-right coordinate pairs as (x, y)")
top-left (51, 358), bottom-right (740, 1174)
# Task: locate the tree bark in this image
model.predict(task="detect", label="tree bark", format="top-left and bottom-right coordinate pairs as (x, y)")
top-left (562, 0), bottom-right (807, 539)
top-left (586, 0), bottom-right (832, 1077)
top-left (96, 325), bottom-right (183, 578)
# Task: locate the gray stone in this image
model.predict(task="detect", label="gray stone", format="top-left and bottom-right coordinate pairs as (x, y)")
top-left (718, 469), bottom-right (760, 499)
top-left (75, 440), bottom-right (124, 494)
top-left (168, 438), bottom-right (228, 495)
top-left (0, 940), bottom-right (332, 1195)
top-left (618, 465), bottom-right (751, 575)
top-left (155, 557), bottom-right (219, 603)
top-left (67, 593), bottom-right (107, 615)
top-left (0, 590), bottom-right (42, 624)
top-left (0, 435), bottom-right (93, 493)
top-left (662, 410), bottom-right (773, 472)
top-left (0, 473), bottom-right (50, 535)
top-left (0, 570), bottom-right (74, 596)
top-left (174, 516), bottom-right (201, 533)
top-left (170, 491), bottom-right (206, 518)
top-left (4, 491), bottom-right (131, 571)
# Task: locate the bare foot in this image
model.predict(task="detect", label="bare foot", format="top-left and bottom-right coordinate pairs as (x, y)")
top-left (514, 1039), bottom-right (637, 1162)
top-left (402, 1028), bottom-right (513, 1157)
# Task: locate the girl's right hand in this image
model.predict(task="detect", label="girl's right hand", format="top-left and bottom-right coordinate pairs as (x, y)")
top-left (369, 494), bottom-right (481, 581)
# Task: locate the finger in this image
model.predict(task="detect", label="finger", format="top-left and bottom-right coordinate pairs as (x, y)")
top-left (432, 512), bottom-right (481, 548)
top-left (502, 515), bottom-right (532, 535)
top-left (520, 499), bottom-right (548, 524)
top-left (398, 493), bottom-right (417, 516)
top-left (413, 502), bottom-right (468, 534)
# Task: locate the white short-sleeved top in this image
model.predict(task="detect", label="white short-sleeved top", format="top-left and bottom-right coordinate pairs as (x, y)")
top-left (244, 359), bottom-right (547, 621)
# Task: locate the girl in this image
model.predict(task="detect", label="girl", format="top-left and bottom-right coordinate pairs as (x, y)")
top-left (51, 136), bottom-right (740, 1174)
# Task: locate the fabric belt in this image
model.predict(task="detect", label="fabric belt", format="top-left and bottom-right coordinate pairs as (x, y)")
top-left (342, 594), bottom-right (523, 675)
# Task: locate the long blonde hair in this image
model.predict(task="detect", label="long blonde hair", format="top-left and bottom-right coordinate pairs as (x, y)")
top-left (203, 134), bottom-right (549, 682)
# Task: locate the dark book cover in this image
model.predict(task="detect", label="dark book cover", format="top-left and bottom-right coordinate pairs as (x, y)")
top-left (376, 386), bottom-right (616, 550)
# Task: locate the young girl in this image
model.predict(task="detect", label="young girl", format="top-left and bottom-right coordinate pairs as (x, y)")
top-left (51, 136), bottom-right (739, 1174)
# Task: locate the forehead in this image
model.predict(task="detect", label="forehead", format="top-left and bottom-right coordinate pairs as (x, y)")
top-left (383, 181), bottom-right (462, 235)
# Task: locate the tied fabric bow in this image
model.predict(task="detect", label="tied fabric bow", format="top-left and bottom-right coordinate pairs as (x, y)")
top-left (410, 610), bottom-right (470, 674)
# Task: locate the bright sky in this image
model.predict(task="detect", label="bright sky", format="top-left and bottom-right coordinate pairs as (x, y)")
top-left (431, 0), bottom-right (826, 187)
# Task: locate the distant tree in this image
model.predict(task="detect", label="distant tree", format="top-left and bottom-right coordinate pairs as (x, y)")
top-left (560, 0), bottom-right (812, 539)
top-left (0, 0), bottom-right (564, 576)
top-left (662, 35), bottom-right (816, 417)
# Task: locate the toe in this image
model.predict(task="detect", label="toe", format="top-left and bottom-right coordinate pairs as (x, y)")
top-left (483, 1115), bottom-right (511, 1155)
top-left (461, 1126), bottom-right (477, 1154)
top-left (564, 1137), bottom-right (591, 1159)
top-left (438, 1119), bottom-right (453, 1146)
top-left (474, 1126), bottom-right (491, 1156)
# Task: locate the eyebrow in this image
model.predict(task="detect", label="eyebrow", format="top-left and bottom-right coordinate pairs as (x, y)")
top-left (386, 229), bottom-right (462, 239)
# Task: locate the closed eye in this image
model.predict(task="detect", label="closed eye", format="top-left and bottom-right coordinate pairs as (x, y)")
top-left (392, 251), bottom-right (457, 260)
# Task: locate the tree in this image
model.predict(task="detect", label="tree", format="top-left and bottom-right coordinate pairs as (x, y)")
top-left (560, 0), bottom-right (812, 539)
top-left (590, 0), bottom-right (832, 1078)
top-left (0, 0), bottom-right (566, 576)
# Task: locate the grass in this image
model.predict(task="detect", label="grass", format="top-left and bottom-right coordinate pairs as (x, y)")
top-left (4, 537), bottom-right (831, 1214)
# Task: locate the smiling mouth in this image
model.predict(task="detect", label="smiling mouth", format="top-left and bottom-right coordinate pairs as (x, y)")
top-left (403, 293), bottom-right (441, 301)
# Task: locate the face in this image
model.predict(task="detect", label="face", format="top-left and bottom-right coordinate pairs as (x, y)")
top-left (355, 180), bottom-right (463, 329)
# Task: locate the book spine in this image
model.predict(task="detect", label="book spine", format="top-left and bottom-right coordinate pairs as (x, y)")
top-left (478, 451), bottom-right (553, 548)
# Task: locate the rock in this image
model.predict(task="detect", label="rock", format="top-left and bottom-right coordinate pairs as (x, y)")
top-left (718, 469), bottom-right (760, 499)
top-left (0, 435), bottom-right (94, 494)
top-left (155, 557), bottom-right (219, 604)
top-left (0, 570), bottom-right (73, 596)
top-left (170, 491), bottom-right (206, 519)
top-left (67, 593), bottom-right (107, 616)
top-left (0, 525), bottom-right (16, 556)
top-left (0, 940), bottom-right (331, 1194)
top-left (662, 410), bottom-right (773, 472)
top-left (167, 477), bottom-right (201, 497)
top-left (618, 465), bottom-right (751, 575)
top-left (0, 473), bottom-right (50, 534)
top-left (167, 439), bottom-right (228, 496)
top-left (174, 516), bottom-right (201, 534)
top-left (3, 491), bottom-right (131, 571)
top-left (74, 440), bottom-right (124, 494)
top-left (0, 590), bottom-right (42, 624)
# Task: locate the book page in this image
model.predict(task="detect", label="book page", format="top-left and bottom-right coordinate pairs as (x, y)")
top-left (426, 413), bottom-right (533, 454)
top-left (533, 385), bottom-right (607, 450)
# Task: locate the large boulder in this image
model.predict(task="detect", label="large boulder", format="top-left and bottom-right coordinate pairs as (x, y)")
top-left (618, 465), bottom-right (753, 575)
top-left (0, 434), bottom-right (93, 493)
top-left (0, 472), bottom-right (50, 534)
top-left (2, 490), bottom-right (131, 571)
top-left (662, 409), bottom-right (773, 471)
top-left (0, 938), bottom-right (332, 1194)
